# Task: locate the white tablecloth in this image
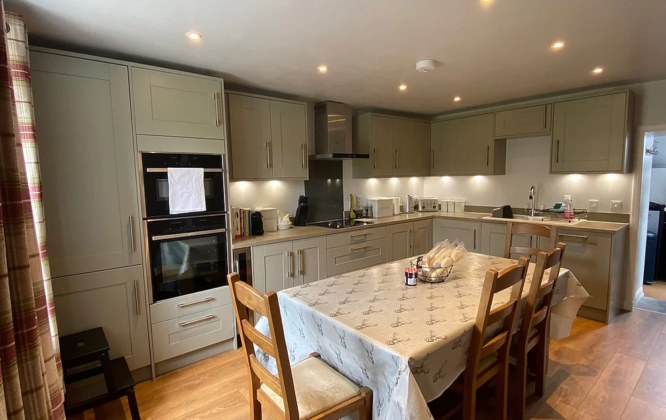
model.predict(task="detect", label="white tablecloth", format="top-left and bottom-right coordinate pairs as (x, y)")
top-left (255, 252), bottom-right (589, 420)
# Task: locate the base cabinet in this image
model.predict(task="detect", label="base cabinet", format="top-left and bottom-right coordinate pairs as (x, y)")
top-left (413, 219), bottom-right (433, 255)
top-left (253, 238), bottom-right (326, 293)
top-left (433, 219), bottom-right (481, 252)
top-left (293, 237), bottom-right (327, 286)
top-left (480, 223), bottom-right (538, 258)
top-left (52, 266), bottom-right (150, 371)
top-left (387, 222), bottom-right (413, 261)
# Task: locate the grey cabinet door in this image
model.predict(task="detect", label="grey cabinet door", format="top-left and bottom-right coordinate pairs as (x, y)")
top-left (557, 230), bottom-right (611, 311)
top-left (413, 121), bottom-right (431, 177)
top-left (31, 52), bottom-right (141, 277)
top-left (370, 115), bottom-right (395, 177)
top-left (252, 242), bottom-right (294, 293)
top-left (293, 237), bottom-right (327, 285)
top-left (132, 68), bottom-right (224, 139)
top-left (270, 100), bottom-right (308, 179)
top-left (430, 120), bottom-right (455, 175)
top-left (494, 104), bottom-right (551, 138)
top-left (52, 266), bottom-right (150, 371)
top-left (387, 222), bottom-right (413, 261)
top-left (228, 94), bottom-right (273, 180)
top-left (551, 92), bottom-right (628, 173)
top-left (393, 119), bottom-right (415, 177)
top-left (413, 219), bottom-right (433, 256)
top-left (451, 114), bottom-right (495, 176)
top-left (480, 222), bottom-right (537, 258)
top-left (433, 219), bottom-right (481, 252)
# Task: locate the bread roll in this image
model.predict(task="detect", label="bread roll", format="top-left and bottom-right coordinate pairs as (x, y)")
top-left (440, 256), bottom-right (454, 267)
top-left (451, 249), bottom-right (464, 262)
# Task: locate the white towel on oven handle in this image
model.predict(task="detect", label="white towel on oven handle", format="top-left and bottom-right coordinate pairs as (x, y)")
top-left (167, 167), bottom-right (206, 214)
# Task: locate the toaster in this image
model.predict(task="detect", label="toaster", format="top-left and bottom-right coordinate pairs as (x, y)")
top-left (417, 197), bottom-right (439, 212)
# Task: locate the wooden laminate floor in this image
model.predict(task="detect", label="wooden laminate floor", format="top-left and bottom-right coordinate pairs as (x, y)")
top-left (643, 280), bottom-right (666, 301)
top-left (71, 310), bottom-right (666, 420)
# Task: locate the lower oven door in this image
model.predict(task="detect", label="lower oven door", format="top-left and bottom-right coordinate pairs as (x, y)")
top-left (148, 219), bottom-right (229, 303)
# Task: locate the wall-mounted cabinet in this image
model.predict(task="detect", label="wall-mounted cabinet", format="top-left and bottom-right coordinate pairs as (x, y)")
top-left (352, 113), bottom-right (430, 178)
top-left (227, 92), bottom-right (308, 181)
top-left (551, 92), bottom-right (631, 173)
top-left (494, 104), bottom-right (551, 138)
top-left (430, 113), bottom-right (506, 176)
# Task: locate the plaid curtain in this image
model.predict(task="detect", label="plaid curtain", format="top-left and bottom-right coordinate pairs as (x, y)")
top-left (1, 4), bottom-right (65, 420)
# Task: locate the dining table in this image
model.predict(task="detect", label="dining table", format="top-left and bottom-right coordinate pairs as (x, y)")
top-left (255, 252), bottom-right (589, 420)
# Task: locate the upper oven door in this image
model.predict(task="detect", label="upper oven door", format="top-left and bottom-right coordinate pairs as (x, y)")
top-left (147, 214), bottom-right (229, 303)
top-left (141, 153), bottom-right (226, 219)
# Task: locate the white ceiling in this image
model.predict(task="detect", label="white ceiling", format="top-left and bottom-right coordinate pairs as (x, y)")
top-left (6, 0), bottom-right (666, 114)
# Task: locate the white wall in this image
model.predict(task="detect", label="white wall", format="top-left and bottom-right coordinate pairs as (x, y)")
top-left (422, 136), bottom-right (632, 213)
top-left (228, 180), bottom-right (304, 216)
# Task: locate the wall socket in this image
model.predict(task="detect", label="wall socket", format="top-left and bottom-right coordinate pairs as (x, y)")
top-left (588, 199), bottom-right (599, 212)
top-left (611, 200), bottom-right (623, 213)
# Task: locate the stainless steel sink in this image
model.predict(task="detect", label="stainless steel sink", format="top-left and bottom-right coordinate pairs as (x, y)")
top-left (482, 215), bottom-right (583, 226)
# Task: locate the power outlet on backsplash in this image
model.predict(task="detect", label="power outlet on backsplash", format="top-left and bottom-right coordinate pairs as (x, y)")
top-left (588, 199), bottom-right (599, 212)
top-left (610, 200), bottom-right (623, 213)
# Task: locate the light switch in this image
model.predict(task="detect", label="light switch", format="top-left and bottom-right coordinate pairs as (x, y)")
top-left (588, 199), bottom-right (599, 212)
top-left (610, 200), bottom-right (623, 213)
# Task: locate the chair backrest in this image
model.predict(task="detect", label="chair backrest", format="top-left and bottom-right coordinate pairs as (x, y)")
top-left (467, 257), bottom-right (529, 378)
top-left (503, 222), bottom-right (558, 259)
top-left (228, 273), bottom-right (299, 418)
top-left (516, 243), bottom-right (567, 349)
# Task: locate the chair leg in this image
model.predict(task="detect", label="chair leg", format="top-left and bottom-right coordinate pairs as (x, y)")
top-left (359, 387), bottom-right (373, 420)
top-left (463, 385), bottom-right (476, 420)
top-left (126, 388), bottom-right (141, 420)
top-left (534, 340), bottom-right (547, 397)
top-left (249, 385), bottom-right (262, 420)
top-left (495, 367), bottom-right (508, 420)
top-left (514, 352), bottom-right (528, 420)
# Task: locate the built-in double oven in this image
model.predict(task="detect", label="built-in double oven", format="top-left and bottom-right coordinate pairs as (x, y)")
top-left (140, 152), bottom-right (231, 304)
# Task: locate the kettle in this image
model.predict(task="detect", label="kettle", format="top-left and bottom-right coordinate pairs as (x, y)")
top-left (405, 195), bottom-right (415, 214)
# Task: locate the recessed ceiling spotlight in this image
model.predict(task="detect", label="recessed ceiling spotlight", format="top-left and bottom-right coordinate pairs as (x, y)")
top-left (317, 65), bottom-right (328, 73)
top-left (399, 84), bottom-right (407, 91)
top-left (592, 67), bottom-right (604, 75)
top-left (551, 41), bottom-right (565, 50)
top-left (454, 96), bottom-right (462, 102)
top-left (186, 32), bottom-right (202, 41)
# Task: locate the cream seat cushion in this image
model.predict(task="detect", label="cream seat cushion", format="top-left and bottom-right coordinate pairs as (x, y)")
top-left (260, 356), bottom-right (361, 419)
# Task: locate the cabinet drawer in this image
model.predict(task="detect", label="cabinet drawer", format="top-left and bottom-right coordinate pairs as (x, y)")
top-left (558, 230), bottom-right (611, 311)
top-left (495, 104), bottom-right (551, 138)
top-left (152, 305), bottom-right (234, 363)
top-left (327, 227), bottom-right (386, 249)
top-left (326, 238), bottom-right (387, 276)
top-left (150, 287), bottom-right (231, 324)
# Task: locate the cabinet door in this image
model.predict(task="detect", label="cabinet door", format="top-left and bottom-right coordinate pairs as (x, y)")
top-left (132, 68), bottom-right (224, 139)
top-left (326, 239), bottom-right (387, 276)
top-left (430, 120), bottom-right (455, 175)
top-left (480, 223), bottom-right (536, 258)
top-left (370, 115), bottom-right (395, 177)
top-left (31, 53), bottom-right (141, 277)
top-left (228, 94), bottom-right (273, 180)
top-left (413, 121), bottom-right (431, 176)
top-left (270, 100), bottom-right (308, 179)
top-left (413, 219), bottom-right (433, 256)
top-left (392, 119), bottom-right (415, 177)
top-left (293, 237), bottom-right (327, 285)
top-left (387, 222), bottom-right (413, 262)
top-left (495, 104), bottom-right (551, 138)
top-left (451, 114), bottom-right (495, 175)
top-left (252, 242), bottom-right (293, 293)
top-left (433, 219), bottom-right (481, 252)
top-left (52, 266), bottom-right (150, 370)
top-left (551, 93), bottom-right (628, 173)
top-left (557, 230), bottom-right (611, 311)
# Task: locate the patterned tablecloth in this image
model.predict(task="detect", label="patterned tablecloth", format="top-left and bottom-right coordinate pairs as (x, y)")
top-left (255, 252), bottom-right (589, 420)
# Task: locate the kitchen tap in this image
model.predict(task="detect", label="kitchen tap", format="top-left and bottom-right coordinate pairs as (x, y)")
top-left (528, 186), bottom-right (536, 217)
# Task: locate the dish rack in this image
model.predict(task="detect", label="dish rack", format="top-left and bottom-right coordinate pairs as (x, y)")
top-left (410, 259), bottom-right (453, 283)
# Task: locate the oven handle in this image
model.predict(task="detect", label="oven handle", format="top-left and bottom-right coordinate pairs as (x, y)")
top-left (145, 168), bottom-right (223, 173)
top-left (152, 228), bottom-right (226, 241)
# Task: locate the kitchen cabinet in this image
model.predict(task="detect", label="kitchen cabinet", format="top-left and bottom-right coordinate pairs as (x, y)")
top-left (413, 219), bottom-right (433, 256)
top-left (479, 222), bottom-right (538, 258)
top-left (387, 222), bottom-right (413, 261)
top-left (227, 92), bottom-right (308, 180)
top-left (252, 238), bottom-right (326, 293)
top-left (430, 114), bottom-right (506, 176)
top-left (326, 239), bottom-right (387, 276)
top-left (494, 104), bottom-right (552, 138)
top-left (433, 219), bottom-right (481, 252)
top-left (353, 113), bottom-right (430, 178)
top-left (132, 68), bottom-right (225, 140)
top-left (551, 92), bottom-right (631, 173)
top-left (31, 52), bottom-right (142, 278)
top-left (52, 266), bottom-right (150, 371)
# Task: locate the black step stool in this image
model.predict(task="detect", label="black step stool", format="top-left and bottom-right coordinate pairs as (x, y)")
top-left (60, 327), bottom-right (140, 419)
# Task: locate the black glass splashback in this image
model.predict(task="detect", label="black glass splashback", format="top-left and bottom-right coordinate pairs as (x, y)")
top-left (304, 159), bottom-right (344, 223)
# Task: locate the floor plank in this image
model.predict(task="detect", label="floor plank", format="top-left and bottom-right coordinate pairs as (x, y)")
top-left (643, 281), bottom-right (666, 301)
top-left (620, 397), bottom-right (666, 420)
top-left (617, 311), bottom-right (666, 360)
top-left (632, 333), bottom-right (666, 409)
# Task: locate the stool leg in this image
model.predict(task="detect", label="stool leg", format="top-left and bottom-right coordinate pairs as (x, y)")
top-left (127, 388), bottom-right (141, 420)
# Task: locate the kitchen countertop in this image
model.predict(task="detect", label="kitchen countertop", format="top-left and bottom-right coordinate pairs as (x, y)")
top-left (231, 212), bottom-right (628, 249)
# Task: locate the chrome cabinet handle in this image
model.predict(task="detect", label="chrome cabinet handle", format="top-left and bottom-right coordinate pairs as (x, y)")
top-left (146, 168), bottom-right (222, 173)
top-left (265, 142), bottom-right (270, 169)
top-left (301, 144), bottom-right (306, 169)
top-left (351, 245), bottom-right (371, 253)
top-left (558, 234), bottom-right (589, 240)
top-left (556, 140), bottom-right (560, 163)
top-left (486, 146), bottom-right (490, 166)
top-left (432, 151), bottom-right (435, 169)
top-left (214, 93), bottom-right (220, 126)
top-left (373, 148), bottom-right (377, 169)
top-left (544, 106), bottom-right (548, 129)
top-left (351, 233), bottom-right (369, 240)
top-left (473, 229), bottom-right (477, 250)
top-left (179, 314), bottom-right (216, 327)
top-left (134, 280), bottom-right (140, 315)
top-left (298, 249), bottom-right (303, 275)
top-left (395, 149), bottom-right (398, 169)
top-left (409, 229), bottom-right (413, 251)
top-left (152, 228), bottom-right (226, 241)
top-left (129, 216), bottom-right (135, 253)
top-left (177, 296), bottom-right (215, 308)
top-left (286, 251), bottom-right (293, 277)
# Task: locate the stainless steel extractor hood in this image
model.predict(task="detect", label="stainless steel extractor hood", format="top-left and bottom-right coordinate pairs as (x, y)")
top-left (314, 101), bottom-right (369, 159)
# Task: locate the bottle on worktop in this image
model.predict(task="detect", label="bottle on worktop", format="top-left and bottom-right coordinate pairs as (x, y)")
top-left (563, 195), bottom-right (574, 220)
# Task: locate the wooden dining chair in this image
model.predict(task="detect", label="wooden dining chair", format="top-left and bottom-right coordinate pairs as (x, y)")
top-left (442, 257), bottom-right (529, 420)
top-left (511, 243), bottom-right (566, 420)
top-left (503, 221), bottom-right (558, 259)
top-left (227, 273), bottom-right (373, 420)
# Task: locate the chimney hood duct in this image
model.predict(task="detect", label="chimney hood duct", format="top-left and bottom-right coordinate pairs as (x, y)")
top-left (314, 101), bottom-right (369, 160)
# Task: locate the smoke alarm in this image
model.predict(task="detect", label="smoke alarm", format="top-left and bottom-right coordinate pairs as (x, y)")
top-left (416, 59), bottom-right (437, 73)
